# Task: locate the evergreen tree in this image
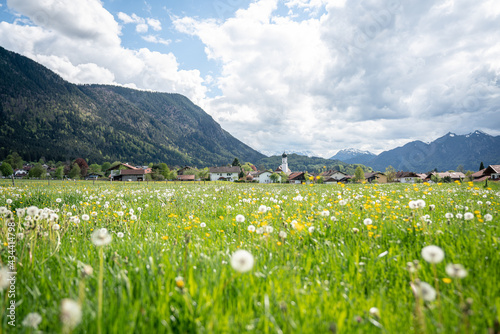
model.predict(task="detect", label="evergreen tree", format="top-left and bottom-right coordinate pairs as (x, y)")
top-left (479, 162), bottom-right (485, 170)
top-left (232, 158), bottom-right (241, 167)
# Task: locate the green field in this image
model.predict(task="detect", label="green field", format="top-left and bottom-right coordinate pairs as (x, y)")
top-left (1, 180), bottom-right (499, 333)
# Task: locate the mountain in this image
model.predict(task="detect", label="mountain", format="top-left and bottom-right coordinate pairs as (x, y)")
top-left (329, 148), bottom-right (376, 165)
top-left (367, 131), bottom-right (500, 172)
top-left (256, 153), bottom-right (372, 174)
top-left (0, 46), bottom-right (264, 166)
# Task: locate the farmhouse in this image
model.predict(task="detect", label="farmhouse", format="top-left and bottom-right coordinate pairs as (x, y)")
top-left (395, 171), bottom-right (421, 183)
top-left (288, 172), bottom-right (307, 184)
top-left (364, 172), bottom-right (387, 183)
top-left (256, 171), bottom-right (274, 183)
top-left (484, 165), bottom-right (500, 180)
top-left (426, 171), bottom-right (465, 182)
top-left (209, 166), bottom-right (240, 182)
top-left (108, 163), bottom-right (152, 181)
top-left (321, 170), bottom-right (348, 181)
top-left (177, 174), bottom-right (195, 181)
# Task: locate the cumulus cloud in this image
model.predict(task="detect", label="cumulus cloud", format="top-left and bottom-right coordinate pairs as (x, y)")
top-left (0, 0), bottom-right (206, 103)
top-left (142, 35), bottom-right (172, 46)
top-left (174, 0), bottom-right (500, 156)
top-left (117, 11), bottom-right (162, 34)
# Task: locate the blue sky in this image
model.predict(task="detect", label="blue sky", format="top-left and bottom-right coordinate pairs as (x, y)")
top-left (1, 0), bottom-right (499, 158)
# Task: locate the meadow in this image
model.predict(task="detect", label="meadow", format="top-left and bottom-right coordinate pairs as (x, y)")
top-left (0, 180), bottom-right (499, 333)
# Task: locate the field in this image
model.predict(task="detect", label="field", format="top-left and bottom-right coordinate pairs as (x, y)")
top-left (1, 180), bottom-right (499, 333)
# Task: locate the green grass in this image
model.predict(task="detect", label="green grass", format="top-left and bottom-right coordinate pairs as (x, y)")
top-left (1, 180), bottom-right (499, 333)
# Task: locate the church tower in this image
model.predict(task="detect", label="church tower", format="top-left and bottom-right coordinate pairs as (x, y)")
top-left (281, 152), bottom-right (288, 173)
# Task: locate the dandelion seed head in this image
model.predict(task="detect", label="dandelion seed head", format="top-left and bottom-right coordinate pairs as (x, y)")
top-left (230, 250), bottom-right (254, 273)
top-left (421, 245), bottom-right (444, 264)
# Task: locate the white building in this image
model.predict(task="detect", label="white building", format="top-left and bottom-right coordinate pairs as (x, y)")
top-left (256, 171), bottom-right (274, 183)
top-left (209, 166), bottom-right (241, 182)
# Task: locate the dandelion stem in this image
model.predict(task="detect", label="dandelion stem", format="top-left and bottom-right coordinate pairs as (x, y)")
top-left (432, 263), bottom-right (443, 326)
top-left (98, 247), bottom-right (104, 334)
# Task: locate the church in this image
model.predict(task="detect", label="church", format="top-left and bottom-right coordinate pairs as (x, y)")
top-left (274, 152), bottom-right (292, 175)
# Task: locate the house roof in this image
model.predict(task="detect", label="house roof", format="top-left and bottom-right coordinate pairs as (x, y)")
top-left (484, 165), bottom-right (500, 174)
top-left (395, 171), bottom-right (419, 178)
top-left (209, 166), bottom-right (241, 173)
top-left (433, 172), bottom-right (466, 179)
top-left (473, 175), bottom-right (490, 182)
top-left (108, 163), bottom-right (138, 171)
top-left (120, 169), bottom-right (146, 175)
top-left (178, 174), bottom-right (195, 181)
top-left (288, 172), bottom-right (305, 180)
top-left (471, 169), bottom-right (485, 178)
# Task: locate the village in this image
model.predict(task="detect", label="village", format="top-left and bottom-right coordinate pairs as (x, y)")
top-left (4, 151), bottom-right (499, 185)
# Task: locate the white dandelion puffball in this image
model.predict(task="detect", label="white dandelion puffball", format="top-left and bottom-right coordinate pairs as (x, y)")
top-left (339, 199), bottom-right (347, 206)
top-left (363, 218), bottom-right (373, 226)
top-left (352, 228), bottom-right (359, 234)
top-left (369, 307), bottom-right (380, 318)
top-left (81, 214), bottom-right (90, 221)
top-left (416, 199), bottom-right (426, 208)
top-left (60, 298), bottom-right (82, 329)
top-left (235, 214), bottom-right (245, 223)
top-left (446, 264), bottom-right (468, 278)
top-left (320, 210), bottom-right (329, 217)
top-left (279, 231), bottom-right (287, 239)
top-left (464, 212), bottom-right (474, 220)
top-left (27, 206), bottom-right (39, 216)
top-left (200, 222), bottom-right (206, 228)
top-left (308, 226), bottom-right (315, 233)
top-left (56, 198), bottom-right (62, 203)
top-left (230, 250), bottom-right (254, 273)
top-left (22, 312), bottom-right (42, 329)
top-left (445, 213), bottom-right (454, 219)
top-left (258, 205), bottom-right (267, 213)
top-left (52, 224), bottom-right (61, 231)
top-left (247, 225), bottom-right (256, 232)
top-left (91, 228), bottom-right (112, 246)
top-left (484, 214), bottom-right (492, 221)
top-left (421, 245), bottom-right (444, 264)
top-left (117, 232), bottom-right (124, 238)
top-left (409, 201), bottom-right (418, 209)
top-left (414, 281), bottom-right (436, 302)
top-left (456, 213), bottom-right (463, 219)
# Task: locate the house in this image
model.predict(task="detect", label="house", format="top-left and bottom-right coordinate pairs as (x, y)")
top-left (177, 166), bottom-right (196, 175)
top-left (483, 165), bottom-right (500, 181)
top-left (14, 169), bottom-right (28, 178)
top-left (395, 171), bottom-right (420, 183)
top-left (320, 170), bottom-right (347, 181)
top-left (365, 172), bottom-right (387, 183)
top-left (209, 166), bottom-right (241, 182)
top-left (255, 171), bottom-right (275, 183)
top-left (177, 174), bottom-right (195, 181)
top-left (471, 169), bottom-right (487, 182)
top-left (288, 172), bottom-right (307, 184)
top-left (426, 171), bottom-right (466, 182)
top-left (108, 163), bottom-right (152, 181)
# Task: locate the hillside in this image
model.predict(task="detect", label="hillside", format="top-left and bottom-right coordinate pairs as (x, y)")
top-left (256, 154), bottom-right (372, 174)
top-left (0, 46), bottom-right (264, 166)
top-left (367, 131), bottom-right (500, 172)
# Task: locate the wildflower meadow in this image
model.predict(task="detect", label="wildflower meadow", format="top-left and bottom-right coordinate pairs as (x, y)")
top-left (1, 180), bottom-right (499, 333)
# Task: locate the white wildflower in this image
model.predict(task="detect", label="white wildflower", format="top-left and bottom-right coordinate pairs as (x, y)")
top-left (421, 245), bottom-right (444, 264)
top-left (60, 298), bottom-right (82, 329)
top-left (464, 212), bottom-right (474, 220)
top-left (22, 312), bottom-right (42, 329)
top-left (235, 214), bottom-right (245, 223)
top-left (230, 250), bottom-right (254, 273)
top-left (91, 228), bottom-right (112, 246)
top-left (445, 263), bottom-right (467, 278)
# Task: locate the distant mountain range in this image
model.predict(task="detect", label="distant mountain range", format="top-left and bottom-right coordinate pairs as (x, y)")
top-left (329, 148), bottom-right (376, 165)
top-left (330, 131), bottom-right (500, 172)
top-left (0, 46), bottom-right (264, 166)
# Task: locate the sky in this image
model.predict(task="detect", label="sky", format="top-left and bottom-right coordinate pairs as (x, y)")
top-left (0, 0), bottom-right (499, 158)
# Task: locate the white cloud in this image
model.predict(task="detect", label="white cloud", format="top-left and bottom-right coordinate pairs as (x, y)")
top-left (142, 35), bottom-right (171, 46)
top-left (174, 0), bottom-right (500, 156)
top-left (117, 11), bottom-right (161, 34)
top-left (147, 18), bottom-right (162, 31)
top-left (0, 0), bottom-right (206, 104)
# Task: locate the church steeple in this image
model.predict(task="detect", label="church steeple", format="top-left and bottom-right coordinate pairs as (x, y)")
top-left (281, 152), bottom-right (288, 173)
